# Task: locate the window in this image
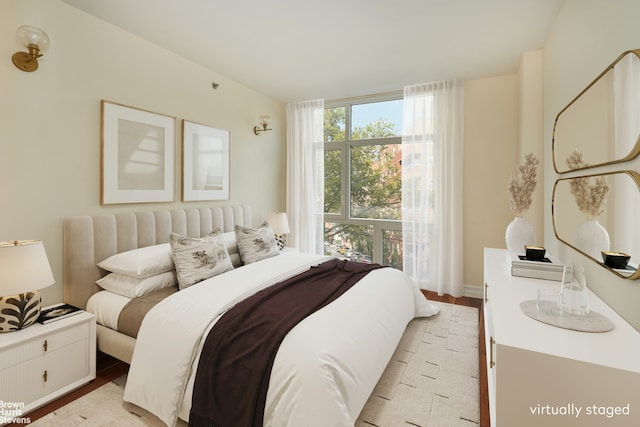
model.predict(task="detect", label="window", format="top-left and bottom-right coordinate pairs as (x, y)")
top-left (323, 93), bottom-right (403, 269)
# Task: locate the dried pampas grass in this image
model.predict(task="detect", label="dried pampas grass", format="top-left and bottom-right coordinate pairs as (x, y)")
top-left (507, 153), bottom-right (539, 217)
top-left (565, 150), bottom-right (609, 219)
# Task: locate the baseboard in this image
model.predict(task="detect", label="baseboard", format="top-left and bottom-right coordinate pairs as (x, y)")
top-left (463, 284), bottom-right (484, 299)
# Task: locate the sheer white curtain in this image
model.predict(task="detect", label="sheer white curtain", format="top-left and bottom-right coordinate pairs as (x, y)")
top-left (402, 80), bottom-right (464, 296)
top-left (286, 99), bottom-right (325, 254)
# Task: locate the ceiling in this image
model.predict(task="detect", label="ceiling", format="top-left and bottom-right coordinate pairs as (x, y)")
top-left (61, 0), bottom-right (564, 102)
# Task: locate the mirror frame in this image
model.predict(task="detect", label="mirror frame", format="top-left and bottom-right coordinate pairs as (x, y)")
top-left (552, 49), bottom-right (640, 173)
top-left (552, 170), bottom-right (640, 279)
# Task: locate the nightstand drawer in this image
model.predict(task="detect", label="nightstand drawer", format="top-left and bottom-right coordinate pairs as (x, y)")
top-left (0, 339), bottom-right (90, 405)
top-left (0, 311), bottom-right (96, 420)
top-left (0, 321), bottom-right (88, 370)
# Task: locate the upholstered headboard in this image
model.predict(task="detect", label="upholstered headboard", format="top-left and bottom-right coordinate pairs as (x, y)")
top-left (63, 206), bottom-right (251, 309)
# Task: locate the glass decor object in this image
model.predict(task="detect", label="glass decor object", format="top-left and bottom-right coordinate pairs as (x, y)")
top-left (561, 265), bottom-right (590, 316)
top-left (536, 288), bottom-right (561, 316)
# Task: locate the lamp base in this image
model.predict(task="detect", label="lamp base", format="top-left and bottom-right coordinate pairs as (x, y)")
top-left (0, 290), bottom-right (41, 332)
top-left (274, 234), bottom-right (287, 250)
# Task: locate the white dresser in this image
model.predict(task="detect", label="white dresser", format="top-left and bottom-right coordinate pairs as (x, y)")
top-left (0, 311), bottom-right (96, 424)
top-left (484, 248), bottom-right (640, 427)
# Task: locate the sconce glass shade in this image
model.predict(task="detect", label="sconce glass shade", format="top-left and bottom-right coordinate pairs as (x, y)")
top-left (16, 25), bottom-right (50, 53)
top-left (258, 115), bottom-right (272, 127)
top-left (0, 240), bottom-right (55, 296)
top-left (254, 114), bottom-right (273, 135)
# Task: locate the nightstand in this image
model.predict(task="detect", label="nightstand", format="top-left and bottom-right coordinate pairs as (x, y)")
top-left (0, 311), bottom-right (96, 423)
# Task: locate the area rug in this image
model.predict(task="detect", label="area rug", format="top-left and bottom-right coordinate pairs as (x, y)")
top-left (356, 302), bottom-right (480, 427)
top-left (30, 302), bottom-right (479, 427)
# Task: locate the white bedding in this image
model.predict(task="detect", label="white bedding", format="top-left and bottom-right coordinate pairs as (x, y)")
top-left (123, 252), bottom-right (439, 427)
top-left (86, 290), bottom-right (131, 331)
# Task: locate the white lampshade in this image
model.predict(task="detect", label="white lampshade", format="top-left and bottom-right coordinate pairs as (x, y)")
top-left (0, 240), bottom-right (55, 296)
top-left (267, 212), bottom-right (290, 234)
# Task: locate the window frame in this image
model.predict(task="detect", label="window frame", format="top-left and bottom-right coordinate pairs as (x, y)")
top-left (324, 91), bottom-right (403, 266)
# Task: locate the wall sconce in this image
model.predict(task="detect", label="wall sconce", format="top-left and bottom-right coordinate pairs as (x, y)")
top-left (253, 114), bottom-right (272, 135)
top-left (11, 25), bottom-right (50, 72)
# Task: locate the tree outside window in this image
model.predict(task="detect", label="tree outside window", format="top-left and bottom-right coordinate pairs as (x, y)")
top-left (323, 97), bottom-right (403, 269)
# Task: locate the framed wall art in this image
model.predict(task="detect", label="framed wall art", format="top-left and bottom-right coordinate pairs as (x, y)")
top-left (101, 100), bottom-right (176, 204)
top-left (182, 120), bottom-right (230, 201)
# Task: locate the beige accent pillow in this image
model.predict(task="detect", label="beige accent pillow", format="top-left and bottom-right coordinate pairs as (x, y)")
top-left (169, 232), bottom-right (234, 290)
top-left (235, 221), bottom-right (280, 265)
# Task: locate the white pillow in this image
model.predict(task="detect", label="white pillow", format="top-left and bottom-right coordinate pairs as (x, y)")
top-left (98, 243), bottom-right (175, 279)
top-left (221, 231), bottom-right (238, 254)
top-left (235, 222), bottom-right (280, 264)
top-left (221, 231), bottom-right (241, 267)
top-left (169, 232), bottom-right (234, 290)
top-left (96, 271), bottom-right (177, 298)
top-left (97, 243), bottom-right (174, 278)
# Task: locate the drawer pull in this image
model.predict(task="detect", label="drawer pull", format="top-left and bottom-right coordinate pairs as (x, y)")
top-left (489, 336), bottom-right (496, 368)
top-left (43, 339), bottom-right (48, 352)
top-left (43, 370), bottom-right (48, 382)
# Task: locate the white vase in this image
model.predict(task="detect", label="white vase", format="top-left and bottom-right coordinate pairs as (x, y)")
top-left (505, 217), bottom-right (536, 254)
top-left (575, 219), bottom-right (610, 260)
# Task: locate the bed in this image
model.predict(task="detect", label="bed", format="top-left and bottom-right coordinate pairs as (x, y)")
top-left (63, 205), bottom-right (439, 427)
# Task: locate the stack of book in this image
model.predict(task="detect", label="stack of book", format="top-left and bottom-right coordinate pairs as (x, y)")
top-left (509, 252), bottom-right (573, 282)
top-left (38, 303), bottom-right (81, 324)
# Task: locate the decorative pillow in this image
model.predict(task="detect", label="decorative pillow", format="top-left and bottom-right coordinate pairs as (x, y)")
top-left (169, 232), bottom-right (234, 290)
top-left (97, 243), bottom-right (174, 278)
top-left (235, 222), bottom-right (280, 265)
top-left (96, 270), bottom-right (177, 298)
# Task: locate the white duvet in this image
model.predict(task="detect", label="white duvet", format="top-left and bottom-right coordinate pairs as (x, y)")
top-left (123, 252), bottom-right (439, 427)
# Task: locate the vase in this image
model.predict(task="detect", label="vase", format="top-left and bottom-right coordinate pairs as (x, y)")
top-left (575, 219), bottom-right (610, 259)
top-left (505, 217), bottom-right (536, 254)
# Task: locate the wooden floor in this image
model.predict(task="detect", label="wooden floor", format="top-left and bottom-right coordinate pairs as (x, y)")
top-left (17, 293), bottom-right (489, 427)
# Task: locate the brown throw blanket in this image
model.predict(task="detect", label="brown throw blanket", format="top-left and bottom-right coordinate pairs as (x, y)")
top-left (189, 258), bottom-right (384, 427)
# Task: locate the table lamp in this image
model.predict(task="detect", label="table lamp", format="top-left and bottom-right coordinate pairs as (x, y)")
top-left (267, 212), bottom-right (291, 250)
top-left (0, 240), bottom-right (55, 332)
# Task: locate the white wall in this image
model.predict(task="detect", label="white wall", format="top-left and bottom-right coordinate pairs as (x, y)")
top-left (544, 0), bottom-right (640, 330)
top-left (0, 0), bottom-right (286, 306)
top-left (518, 50), bottom-right (544, 241)
top-left (463, 74), bottom-right (520, 288)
